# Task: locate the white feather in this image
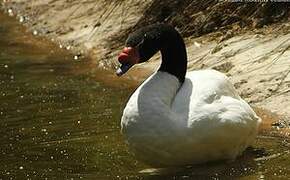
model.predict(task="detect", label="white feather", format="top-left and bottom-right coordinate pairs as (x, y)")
top-left (121, 69), bottom-right (261, 167)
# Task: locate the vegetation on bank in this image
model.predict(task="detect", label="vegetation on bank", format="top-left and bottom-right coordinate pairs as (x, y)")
top-left (113, 0), bottom-right (289, 44)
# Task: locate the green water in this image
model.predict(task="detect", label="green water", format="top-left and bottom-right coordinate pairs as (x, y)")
top-left (0, 12), bottom-right (290, 180)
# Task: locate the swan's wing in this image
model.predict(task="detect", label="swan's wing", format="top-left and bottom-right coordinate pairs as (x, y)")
top-left (172, 70), bottom-right (260, 128)
top-left (171, 70), bottom-right (261, 159)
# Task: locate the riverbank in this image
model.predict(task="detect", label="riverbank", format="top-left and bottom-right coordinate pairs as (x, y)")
top-left (1, 1), bottom-right (290, 120)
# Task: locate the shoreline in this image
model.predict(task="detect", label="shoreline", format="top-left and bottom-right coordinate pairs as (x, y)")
top-left (1, 1), bottom-right (290, 121)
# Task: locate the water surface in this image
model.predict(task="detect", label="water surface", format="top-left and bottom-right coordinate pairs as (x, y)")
top-left (0, 12), bottom-right (290, 180)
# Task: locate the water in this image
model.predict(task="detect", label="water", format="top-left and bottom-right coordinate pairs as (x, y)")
top-left (0, 12), bottom-right (290, 180)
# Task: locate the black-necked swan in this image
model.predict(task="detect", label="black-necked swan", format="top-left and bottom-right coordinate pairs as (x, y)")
top-left (116, 23), bottom-right (261, 167)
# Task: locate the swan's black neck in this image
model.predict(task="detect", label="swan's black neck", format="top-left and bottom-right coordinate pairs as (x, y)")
top-left (126, 24), bottom-right (187, 83)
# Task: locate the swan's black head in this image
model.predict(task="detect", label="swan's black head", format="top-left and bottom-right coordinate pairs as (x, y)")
top-left (117, 23), bottom-right (187, 83)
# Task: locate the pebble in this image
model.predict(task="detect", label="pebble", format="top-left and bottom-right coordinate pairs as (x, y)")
top-left (194, 41), bottom-right (201, 48)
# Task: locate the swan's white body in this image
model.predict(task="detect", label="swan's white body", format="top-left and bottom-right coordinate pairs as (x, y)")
top-left (121, 69), bottom-right (260, 167)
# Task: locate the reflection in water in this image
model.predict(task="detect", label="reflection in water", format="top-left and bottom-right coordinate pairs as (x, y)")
top-left (0, 12), bottom-right (290, 179)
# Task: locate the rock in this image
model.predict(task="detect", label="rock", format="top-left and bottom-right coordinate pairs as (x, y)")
top-left (253, 18), bottom-right (269, 28)
top-left (193, 41), bottom-right (201, 48)
top-left (211, 44), bottom-right (223, 54)
top-left (212, 62), bottom-right (234, 73)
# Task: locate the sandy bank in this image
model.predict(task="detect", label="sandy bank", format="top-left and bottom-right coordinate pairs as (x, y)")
top-left (1, 1), bottom-right (290, 121)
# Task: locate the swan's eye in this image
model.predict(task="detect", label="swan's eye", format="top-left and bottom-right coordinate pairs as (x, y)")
top-left (144, 34), bottom-right (151, 42)
top-left (139, 35), bottom-right (151, 48)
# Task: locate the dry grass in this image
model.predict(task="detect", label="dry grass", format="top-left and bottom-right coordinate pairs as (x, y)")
top-left (112, 0), bottom-right (289, 44)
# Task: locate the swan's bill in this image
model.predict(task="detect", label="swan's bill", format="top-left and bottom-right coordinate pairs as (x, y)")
top-left (116, 63), bottom-right (133, 76)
